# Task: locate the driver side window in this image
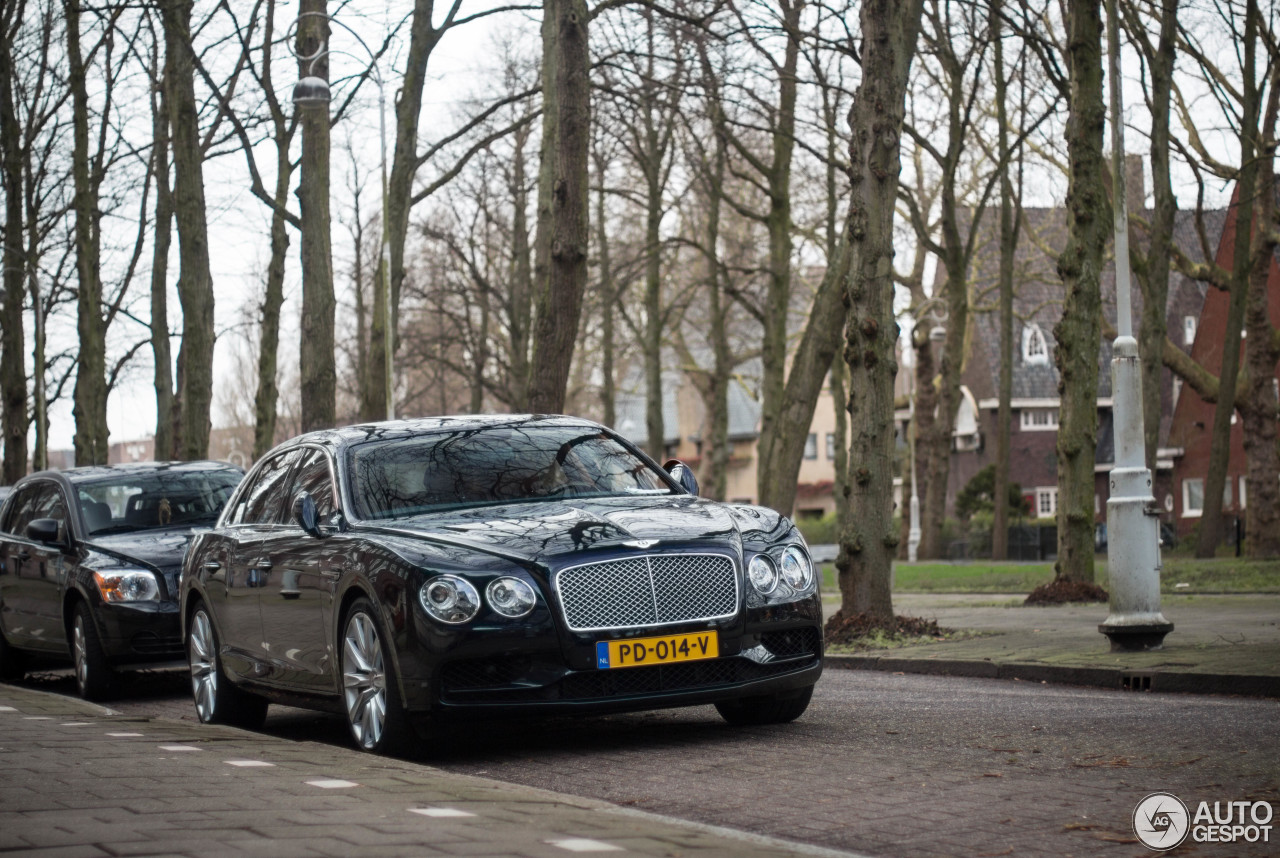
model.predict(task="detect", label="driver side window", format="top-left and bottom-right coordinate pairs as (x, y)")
top-left (4, 484), bottom-right (51, 536)
top-left (286, 448), bottom-right (336, 524)
top-left (236, 451), bottom-right (304, 526)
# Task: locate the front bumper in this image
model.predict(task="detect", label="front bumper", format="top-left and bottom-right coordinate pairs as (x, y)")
top-left (400, 594), bottom-right (824, 717)
top-left (94, 599), bottom-right (184, 664)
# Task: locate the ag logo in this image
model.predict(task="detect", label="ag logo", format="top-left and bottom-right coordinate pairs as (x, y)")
top-left (1133, 792), bottom-right (1190, 851)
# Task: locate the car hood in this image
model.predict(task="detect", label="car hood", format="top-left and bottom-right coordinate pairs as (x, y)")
top-left (85, 528), bottom-right (198, 571)
top-left (364, 495), bottom-right (784, 565)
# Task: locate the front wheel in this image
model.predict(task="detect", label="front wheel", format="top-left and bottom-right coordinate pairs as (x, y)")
top-left (187, 605), bottom-right (268, 729)
top-left (72, 602), bottom-right (113, 700)
top-left (714, 684), bottom-right (814, 726)
top-left (341, 598), bottom-right (413, 756)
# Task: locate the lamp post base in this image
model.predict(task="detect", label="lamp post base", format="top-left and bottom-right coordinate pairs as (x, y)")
top-left (1098, 621), bottom-right (1174, 652)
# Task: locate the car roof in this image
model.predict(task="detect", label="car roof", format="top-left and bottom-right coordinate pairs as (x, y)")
top-left (26, 460), bottom-right (242, 486)
top-left (277, 414), bottom-right (606, 453)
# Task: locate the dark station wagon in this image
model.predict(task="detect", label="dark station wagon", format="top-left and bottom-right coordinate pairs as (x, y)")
top-left (181, 416), bottom-right (824, 754)
top-left (0, 462), bottom-right (243, 698)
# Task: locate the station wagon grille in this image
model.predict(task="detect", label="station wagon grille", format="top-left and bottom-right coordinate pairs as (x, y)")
top-left (554, 553), bottom-right (738, 632)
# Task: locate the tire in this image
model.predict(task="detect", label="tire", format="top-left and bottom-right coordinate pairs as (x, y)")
top-left (0, 626), bottom-right (26, 682)
top-left (714, 683), bottom-right (814, 726)
top-left (72, 601), bottom-right (113, 700)
top-left (187, 604), bottom-right (268, 729)
top-left (341, 598), bottom-right (413, 756)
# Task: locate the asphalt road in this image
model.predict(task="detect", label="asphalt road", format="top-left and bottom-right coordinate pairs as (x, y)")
top-left (16, 666), bottom-right (1279, 857)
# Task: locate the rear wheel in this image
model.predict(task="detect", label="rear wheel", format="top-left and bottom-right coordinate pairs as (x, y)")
top-left (72, 602), bottom-right (113, 700)
top-left (187, 605), bottom-right (268, 729)
top-left (714, 684), bottom-right (814, 726)
top-left (0, 626), bottom-right (26, 681)
top-left (341, 598), bottom-right (413, 756)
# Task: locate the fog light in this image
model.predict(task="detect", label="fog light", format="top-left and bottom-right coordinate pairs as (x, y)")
top-left (486, 576), bottom-right (536, 618)
top-left (747, 555), bottom-right (778, 595)
top-left (780, 545), bottom-right (813, 590)
top-left (420, 575), bottom-right (480, 624)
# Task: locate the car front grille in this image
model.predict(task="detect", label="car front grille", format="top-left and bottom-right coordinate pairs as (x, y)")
top-left (554, 553), bottom-right (739, 631)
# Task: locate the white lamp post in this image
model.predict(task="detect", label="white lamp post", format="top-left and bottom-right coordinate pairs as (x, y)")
top-left (291, 12), bottom-right (394, 421)
top-left (1098, 0), bottom-right (1173, 650)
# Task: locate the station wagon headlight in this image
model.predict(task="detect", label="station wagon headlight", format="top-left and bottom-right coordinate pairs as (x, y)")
top-left (420, 575), bottom-right (480, 624)
top-left (747, 555), bottom-right (778, 595)
top-left (93, 569), bottom-right (160, 603)
top-left (486, 576), bottom-right (536, 618)
top-left (780, 545), bottom-right (813, 590)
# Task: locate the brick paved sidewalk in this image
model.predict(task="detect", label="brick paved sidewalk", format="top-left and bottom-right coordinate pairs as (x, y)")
top-left (0, 684), bottom-right (864, 858)
top-left (825, 593), bottom-right (1280, 696)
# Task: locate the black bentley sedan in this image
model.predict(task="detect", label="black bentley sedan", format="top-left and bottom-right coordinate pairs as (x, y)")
top-left (0, 462), bottom-right (243, 698)
top-left (181, 416), bottom-right (824, 754)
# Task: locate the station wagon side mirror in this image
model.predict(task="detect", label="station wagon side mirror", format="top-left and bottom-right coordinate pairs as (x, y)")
top-left (294, 492), bottom-right (321, 538)
top-left (663, 460), bottom-right (700, 498)
top-left (26, 518), bottom-right (62, 545)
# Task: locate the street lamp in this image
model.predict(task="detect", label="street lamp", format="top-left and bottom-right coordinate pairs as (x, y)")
top-left (291, 12), bottom-right (395, 421)
top-left (1098, 0), bottom-right (1172, 650)
top-left (905, 298), bottom-right (947, 563)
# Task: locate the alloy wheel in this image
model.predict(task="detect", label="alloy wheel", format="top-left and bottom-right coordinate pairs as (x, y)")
top-left (343, 611), bottom-right (387, 751)
top-left (188, 610), bottom-right (218, 722)
top-left (72, 615), bottom-right (88, 693)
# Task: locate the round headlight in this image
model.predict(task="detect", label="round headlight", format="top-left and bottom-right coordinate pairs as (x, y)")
top-left (747, 555), bottom-right (778, 595)
top-left (419, 575), bottom-right (480, 624)
top-left (780, 545), bottom-right (813, 590)
top-left (486, 576), bottom-right (537, 618)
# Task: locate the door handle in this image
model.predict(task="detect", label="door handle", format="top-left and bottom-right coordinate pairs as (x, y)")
top-left (203, 561), bottom-right (222, 572)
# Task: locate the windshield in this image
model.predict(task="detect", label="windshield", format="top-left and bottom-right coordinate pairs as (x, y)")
top-left (77, 468), bottom-right (243, 535)
top-left (346, 425), bottom-right (673, 520)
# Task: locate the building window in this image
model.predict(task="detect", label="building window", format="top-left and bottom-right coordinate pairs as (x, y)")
top-left (1239, 476), bottom-right (1247, 510)
top-left (1182, 478), bottom-right (1204, 518)
top-left (1035, 487), bottom-right (1057, 518)
top-left (804, 434), bottom-right (817, 460)
top-left (825, 433), bottom-right (836, 460)
top-left (1020, 409), bottom-right (1059, 431)
top-left (1172, 377), bottom-right (1183, 410)
top-left (1183, 316), bottom-right (1197, 346)
top-left (1022, 323), bottom-right (1049, 365)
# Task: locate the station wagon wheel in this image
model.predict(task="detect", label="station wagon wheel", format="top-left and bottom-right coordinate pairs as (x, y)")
top-left (341, 598), bottom-right (412, 756)
top-left (714, 683), bottom-right (814, 726)
top-left (72, 602), bottom-right (112, 700)
top-left (186, 604), bottom-right (268, 729)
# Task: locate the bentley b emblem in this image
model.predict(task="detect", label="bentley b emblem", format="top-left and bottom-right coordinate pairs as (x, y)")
top-left (622, 539), bottom-right (659, 549)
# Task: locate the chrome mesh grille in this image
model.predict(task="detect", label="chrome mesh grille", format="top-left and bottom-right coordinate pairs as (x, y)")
top-left (555, 553), bottom-right (738, 631)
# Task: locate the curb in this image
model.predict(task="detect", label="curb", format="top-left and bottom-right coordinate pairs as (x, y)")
top-left (824, 653), bottom-right (1280, 698)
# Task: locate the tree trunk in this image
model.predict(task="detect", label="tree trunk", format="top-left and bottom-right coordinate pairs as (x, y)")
top-left (510, 124), bottom-right (534, 412)
top-left (163, 0), bottom-right (216, 460)
top-left (0, 12), bottom-right (27, 482)
top-left (296, 0), bottom-right (335, 432)
top-left (837, 0), bottom-right (925, 623)
top-left (1051, 0), bottom-right (1108, 583)
top-left (149, 68), bottom-right (175, 461)
top-left (991, 0), bottom-right (1015, 560)
top-left (1137, 0), bottom-right (1178, 474)
top-left (753, 0), bottom-right (801, 510)
top-left (528, 0), bottom-right (590, 413)
top-left (643, 128), bottom-right (664, 459)
top-left (1195, 2), bottom-right (1258, 558)
top-left (68, 0), bottom-right (108, 466)
top-left (254, 152), bottom-right (291, 456)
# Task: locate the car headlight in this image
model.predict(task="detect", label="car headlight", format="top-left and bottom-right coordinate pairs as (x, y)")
top-left (780, 545), bottom-right (813, 590)
top-left (486, 576), bottom-right (536, 618)
top-left (419, 575), bottom-right (480, 624)
top-left (747, 555), bottom-right (778, 595)
top-left (93, 569), bottom-right (160, 603)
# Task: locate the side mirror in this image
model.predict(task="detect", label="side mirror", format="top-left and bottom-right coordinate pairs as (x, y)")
top-left (294, 492), bottom-right (321, 538)
top-left (663, 460), bottom-right (700, 497)
top-left (26, 518), bottom-right (61, 545)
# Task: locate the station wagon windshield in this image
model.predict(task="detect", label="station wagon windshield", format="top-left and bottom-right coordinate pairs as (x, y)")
top-left (347, 426), bottom-right (673, 520)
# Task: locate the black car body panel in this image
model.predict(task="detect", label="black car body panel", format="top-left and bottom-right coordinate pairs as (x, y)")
top-left (0, 462), bottom-right (243, 669)
top-left (182, 416), bottom-right (824, 731)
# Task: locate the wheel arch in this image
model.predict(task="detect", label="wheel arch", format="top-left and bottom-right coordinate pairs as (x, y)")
top-left (335, 580), bottom-right (410, 702)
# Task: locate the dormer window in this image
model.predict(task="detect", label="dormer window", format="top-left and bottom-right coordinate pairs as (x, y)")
top-left (1023, 323), bottom-right (1049, 365)
top-left (1183, 316), bottom-right (1197, 346)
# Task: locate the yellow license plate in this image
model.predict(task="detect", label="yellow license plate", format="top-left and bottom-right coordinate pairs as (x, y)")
top-left (595, 631), bottom-right (718, 669)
